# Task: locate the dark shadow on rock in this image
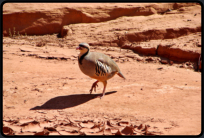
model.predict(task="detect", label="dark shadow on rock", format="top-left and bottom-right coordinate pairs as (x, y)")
top-left (30, 91), bottom-right (117, 110)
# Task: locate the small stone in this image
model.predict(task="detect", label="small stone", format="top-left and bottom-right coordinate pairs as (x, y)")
top-left (119, 55), bottom-right (125, 58)
top-left (136, 57), bottom-right (143, 61)
top-left (145, 57), bottom-right (154, 62)
top-left (170, 61), bottom-right (173, 65)
top-left (60, 26), bottom-right (72, 38)
top-left (180, 64), bottom-right (187, 68)
top-left (157, 67), bottom-right (163, 70)
top-left (111, 56), bottom-right (117, 59)
top-left (160, 60), bottom-right (168, 64)
top-left (115, 59), bottom-right (119, 62)
top-left (126, 55), bottom-right (135, 59)
top-left (36, 41), bottom-right (46, 47)
top-left (128, 58), bottom-right (134, 62)
top-left (185, 62), bottom-right (191, 66)
top-left (197, 42), bottom-right (201, 47)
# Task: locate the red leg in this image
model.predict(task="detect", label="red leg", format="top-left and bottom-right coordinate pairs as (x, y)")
top-left (90, 80), bottom-right (99, 94)
top-left (97, 81), bottom-right (107, 99)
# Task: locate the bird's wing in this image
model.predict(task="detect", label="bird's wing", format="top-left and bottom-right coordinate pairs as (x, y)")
top-left (95, 58), bottom-right (112, 76)
top-left (97, 55), bottom-right (120, 72)
top-left (97, 57), bottom-right (108, 64)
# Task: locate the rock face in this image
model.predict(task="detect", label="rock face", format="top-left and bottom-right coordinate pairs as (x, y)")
top-left (3, 3), bottom-right (199, 36)
top-left (3, 3), bottom-right (157, 36)
top-left (122, 45), bottom-right (157, 56)
top-left (2, 3), bottom-right (202, 63)
top-left (157, 45), bottom-right (200, 62)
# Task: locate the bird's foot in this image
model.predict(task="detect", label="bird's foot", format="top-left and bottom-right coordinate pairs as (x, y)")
top-left (96, 94), bottom-right (104, 99)
top-left (90, 81), bottom-right (98, 94)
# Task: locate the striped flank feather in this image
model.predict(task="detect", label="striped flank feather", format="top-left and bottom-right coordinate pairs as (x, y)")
top-left (95, 60), bottom-right (111, 76)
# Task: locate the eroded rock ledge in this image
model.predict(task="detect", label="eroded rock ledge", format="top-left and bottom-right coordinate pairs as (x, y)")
top-left (3, 3), bottom-right (202, 70)
top-left (3, 3), bottom-right (199, 36)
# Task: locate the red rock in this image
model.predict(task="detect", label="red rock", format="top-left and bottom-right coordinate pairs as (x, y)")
top-left (169, 60), bottom-right (174, 65)
top-left (121, 126), bottom-right (134, 135)
top-left (60, 26), bottom-right (72, 38)
top-left (157, 44), bottom-right (200, 62)
top-left (2, 3), bottom-right (163, 36)
top-left (145, 57), bottom-right (154, 62)
top-left (160, 60), bottom-right (168, 64)
top-left (136, 57), bottom-right (143, 61)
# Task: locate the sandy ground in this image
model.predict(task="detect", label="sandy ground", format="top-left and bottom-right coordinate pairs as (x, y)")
top-left (3, 41), bottom-right (201, 135)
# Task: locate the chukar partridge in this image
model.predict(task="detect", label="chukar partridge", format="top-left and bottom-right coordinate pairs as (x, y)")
top-left (76, 42), bottom-right (126, 99)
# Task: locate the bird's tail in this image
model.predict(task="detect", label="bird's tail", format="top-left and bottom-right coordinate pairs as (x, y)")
top-left (117, 72), bottom-right (126, 79)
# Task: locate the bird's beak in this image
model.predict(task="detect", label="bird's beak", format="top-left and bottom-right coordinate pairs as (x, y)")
top-left (76, 46), bottom-right (81, 50)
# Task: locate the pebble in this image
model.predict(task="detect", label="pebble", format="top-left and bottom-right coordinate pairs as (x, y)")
top-left (160, 60), bottom-right (168, 64)
top-left (169, 61), bottom-right (173, 65)
top-left (136, 57), bottom-right (143, 61)
top-left (145, 57), bottom-right (154, 62)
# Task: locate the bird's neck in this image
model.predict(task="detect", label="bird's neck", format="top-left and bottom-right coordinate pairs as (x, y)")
top-left (78, 49), bottom-right (89, 65)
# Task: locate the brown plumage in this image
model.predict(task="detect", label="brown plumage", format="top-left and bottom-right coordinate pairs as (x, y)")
top-left (76, 42), bottom-right (125, 99)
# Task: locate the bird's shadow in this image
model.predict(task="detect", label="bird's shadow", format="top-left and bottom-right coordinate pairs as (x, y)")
top-left (30, 91), bottom-right (117, 110)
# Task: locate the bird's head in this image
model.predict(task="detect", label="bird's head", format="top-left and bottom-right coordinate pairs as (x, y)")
top-left (76, 43), bottom-right (90, 54)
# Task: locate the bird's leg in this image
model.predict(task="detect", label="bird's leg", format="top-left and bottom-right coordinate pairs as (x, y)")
top-left (90, 80), bottom-right (99, 94)
top-left (97, 81), bottom-right (107, 99)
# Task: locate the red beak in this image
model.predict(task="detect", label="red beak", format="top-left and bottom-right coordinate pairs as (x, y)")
top-left (76, 46), bottom-right (81, 50)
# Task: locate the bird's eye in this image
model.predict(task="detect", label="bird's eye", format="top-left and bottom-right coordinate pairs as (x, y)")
top-left (80, 46), bottom-right (85, 48)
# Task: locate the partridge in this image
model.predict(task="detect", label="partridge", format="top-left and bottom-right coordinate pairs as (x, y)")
top-left (76, 43), bottom-right (126, 99)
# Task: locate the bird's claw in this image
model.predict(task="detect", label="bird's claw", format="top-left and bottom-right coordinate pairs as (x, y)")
top-left (90, 83), bottom-right (98, 94)
top-left (96, 94), bottom-right (104, 99)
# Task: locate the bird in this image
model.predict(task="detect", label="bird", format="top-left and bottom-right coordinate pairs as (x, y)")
top-left (76, 42), bottom-right (126, 99)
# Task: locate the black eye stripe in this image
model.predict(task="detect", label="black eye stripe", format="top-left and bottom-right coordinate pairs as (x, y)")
top-left (79, 45), bottom-right (88, 49)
